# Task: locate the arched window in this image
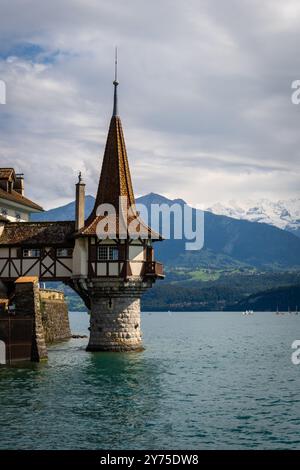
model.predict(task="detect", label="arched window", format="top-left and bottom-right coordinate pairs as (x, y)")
top-left (0, 340), bottom-right (5, 365)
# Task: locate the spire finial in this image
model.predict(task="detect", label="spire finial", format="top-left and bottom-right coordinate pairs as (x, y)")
top-left (114, 47), bottom-right (118, 83)
top-left (113, 47), bottom-right (119, 116)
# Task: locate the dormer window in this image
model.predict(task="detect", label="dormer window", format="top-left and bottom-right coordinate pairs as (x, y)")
top-left (98, 246), bottom-right (118, 261)
top-left (0, 168), bottom-right (43, 216)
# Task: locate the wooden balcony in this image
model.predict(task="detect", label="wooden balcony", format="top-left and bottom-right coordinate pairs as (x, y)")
top-left (144, 261), bottom-right (164, 279)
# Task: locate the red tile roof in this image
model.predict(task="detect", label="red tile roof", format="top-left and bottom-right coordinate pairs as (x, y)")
top-left (0, 168), bottom-right (15, 180)
top-left (0, 187), bottom-right (44, 212)
top-left (82, 112), bottom-right (161, 240)
top-left (15, 276), bottom-right (39, 284)
top-left (85, 116), bottom-right (135, 223)
top-left (78, 213), bottom-right (162, 240)
top-left (0, 221), bottom-right (75, 246)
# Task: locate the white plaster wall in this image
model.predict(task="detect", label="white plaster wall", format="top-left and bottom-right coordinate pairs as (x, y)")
top-left (97, 263), bottom-right (106, 276)
top-left (0, 340), bottom-right (5, 365)
top-left (72, 238), bottom-right (88, 276)
top-left (109, 263), bottom-right (119, 276)
top-left (129, 245), bottom-right (144, 261)
top-left (130, 262), bottom-right (143, 276)
top-left (0, 201), bottom-right (29, 222)
top-left (0, 248), bottom-right (9, 258)
top-left (0, 259), bottom-right (8, 276)
top-left (22, 259), bottom-right (40, 276)
top-left (10, 259), bottom-right (21, 277)
top-left (56, 259), bottom-right (73, 277)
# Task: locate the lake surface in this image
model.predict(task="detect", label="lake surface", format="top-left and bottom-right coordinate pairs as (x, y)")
top-left (1, 311), bottom-right (300, 450)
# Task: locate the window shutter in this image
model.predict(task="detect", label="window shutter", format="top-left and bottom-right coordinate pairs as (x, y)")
top-left (90, 245), bottom-right (97, 261)
top-left (16, 247), bottom-right (22, 258)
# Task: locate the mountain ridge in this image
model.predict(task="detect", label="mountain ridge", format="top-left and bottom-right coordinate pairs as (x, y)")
top-left (206, 197), bottom-right (300, 238)
top-left (31, 192), bottom-right (300, 270)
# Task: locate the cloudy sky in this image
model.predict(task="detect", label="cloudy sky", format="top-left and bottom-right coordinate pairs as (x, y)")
top-left (0, 0), bottom-right (300, 209)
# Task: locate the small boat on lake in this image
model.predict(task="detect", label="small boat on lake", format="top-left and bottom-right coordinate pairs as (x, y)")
top-left (243, 310), bottom-right (254, 316)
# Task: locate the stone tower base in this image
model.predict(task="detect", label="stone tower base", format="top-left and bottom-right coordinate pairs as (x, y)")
top-left (86, 279), bottom-right (150, 352)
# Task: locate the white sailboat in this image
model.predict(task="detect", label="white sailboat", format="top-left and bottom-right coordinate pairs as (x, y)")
top-left (243, 310), bottom-right (254, 316)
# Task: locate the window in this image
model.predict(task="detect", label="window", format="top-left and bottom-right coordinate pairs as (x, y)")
top-left (98, 246), bottom-right (108, 260)
top-left (15, 212), bottom-right (21, 221)
top-left (1, 208), bottom-right (7, 216)
top-left (97, 246), bottom-right (118, 261)
top-left (56, 248), bottom-right (73, 257)
top-left (23, 248), bottom-right (40, 258)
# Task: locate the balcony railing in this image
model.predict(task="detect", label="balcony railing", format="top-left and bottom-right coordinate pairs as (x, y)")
top-left (144, 261), bottom-right (164, 278)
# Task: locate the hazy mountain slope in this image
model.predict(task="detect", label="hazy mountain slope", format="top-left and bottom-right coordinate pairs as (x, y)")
top-left (139, 193), bottom-right (300, 269)
top-left (31, 195), bottom-right (95, 222)
top-left (31, 192), bottom-right (300, 269)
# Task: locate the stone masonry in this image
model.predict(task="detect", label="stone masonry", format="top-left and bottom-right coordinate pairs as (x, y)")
top-left (86, 279), bottom-right (150, 352)
top-left (40, 289), bottom-right (71, 343)
top-left (14, 277), bottom-right (48, 362)
top-left (0, 278), bottom-right (71, 364)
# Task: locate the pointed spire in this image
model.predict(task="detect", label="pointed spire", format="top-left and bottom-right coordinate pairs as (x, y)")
top-left (79, 55), bottom-right (162, 239)
top-left (83, 51), bottom-right (135, 230)
top-left (113, 47), bottom-right (119, 116)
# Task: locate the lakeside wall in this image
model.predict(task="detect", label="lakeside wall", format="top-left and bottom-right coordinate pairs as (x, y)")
top-left (40, 289), bottom-right (71, 343)
top-left (0, 278), bottom-right (71, 364)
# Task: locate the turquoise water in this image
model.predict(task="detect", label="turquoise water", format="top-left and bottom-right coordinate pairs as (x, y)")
top-left (0, 311), bottom-right (300, 450)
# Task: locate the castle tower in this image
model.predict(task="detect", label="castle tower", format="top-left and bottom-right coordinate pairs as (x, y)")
top-left (73, 58), bottom-right (164, 352)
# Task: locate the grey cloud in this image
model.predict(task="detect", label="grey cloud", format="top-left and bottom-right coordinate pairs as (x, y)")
top-left (0, 0), bottom-right (299, 208)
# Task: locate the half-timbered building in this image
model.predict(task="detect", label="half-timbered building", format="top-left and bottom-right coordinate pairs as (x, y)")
top-left (0, 68), bottom-right (164, 352)
top-left (0, 168), bottom-right (43, 222)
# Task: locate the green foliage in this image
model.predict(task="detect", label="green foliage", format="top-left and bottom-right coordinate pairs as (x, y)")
top-left (230, 284), bottom-right (300, 311)
top-left (46, 270), bottom-right (300, 312)
top-left (142, 271), bottom-right (300, 311)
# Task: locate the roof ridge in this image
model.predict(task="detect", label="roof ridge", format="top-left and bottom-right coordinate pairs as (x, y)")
top-left (0, 187), bottom-right (44, 211)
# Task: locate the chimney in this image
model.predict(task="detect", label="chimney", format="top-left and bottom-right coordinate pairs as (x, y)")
top-left (75, 172), bottom-right (85, 231)
top-left (15, 174), bottom-right (25, 196)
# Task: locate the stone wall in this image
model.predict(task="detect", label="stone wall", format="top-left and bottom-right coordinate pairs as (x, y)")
top-left (40, 289), bottom-right (65, 301)
top-left (86, 279), bottom-right (149, 352)
top-left (40, 289), bottom-right (71, 343)
top-left (14, 277), bottom-right (48, 362)
top-left (0, 279), bottom-right (71, 364)
top-left (88, 295), bottom-right (142, 352)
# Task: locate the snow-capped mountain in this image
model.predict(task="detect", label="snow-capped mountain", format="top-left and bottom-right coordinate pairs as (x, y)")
top-left (206, 198), bottom-right (300, 238)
